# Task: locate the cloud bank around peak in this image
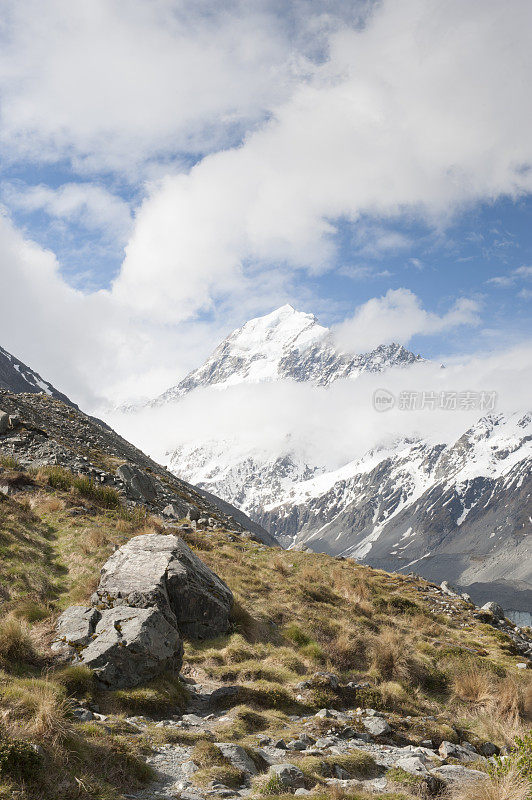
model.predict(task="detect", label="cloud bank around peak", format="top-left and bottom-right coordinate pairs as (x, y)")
top-left (107, 342), bottom-right (532, 473)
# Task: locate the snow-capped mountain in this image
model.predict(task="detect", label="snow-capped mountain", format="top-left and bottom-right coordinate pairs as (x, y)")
top-left (260, 413), bottom-right (531, 609)
top-left (0, 344), bottom-right (77, 408)
top-left (154, 304), bottom-right (422, 404)
top-left (172, 412), bottom-right (532, 617)
top-left (151, 305), bottom-right (530, 616)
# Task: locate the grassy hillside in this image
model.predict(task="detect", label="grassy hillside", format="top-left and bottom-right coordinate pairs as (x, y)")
top-left (0, 457), bottom-right (530, 800)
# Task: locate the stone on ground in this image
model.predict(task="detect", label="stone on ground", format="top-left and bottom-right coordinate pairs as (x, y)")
top-left (92, 533), bottom-right (233, 638)
top-left (269, 764), bottom-right (306, 789)
top-left (430, 765), bottom-right (489, 785)
top-left (363, 716), bottom-right (391, 736)
top-left (79, 606), bottom-right (182, 689)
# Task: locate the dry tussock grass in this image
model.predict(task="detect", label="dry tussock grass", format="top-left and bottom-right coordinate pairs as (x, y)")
top-left (453, 667), bottom-right (531, 717)
top-left (79, 526), bottom-right (110, 553)
top-left (29, 493), bottom-right (65, 514)
top-left (0, 615), bottom-right (36, 665)
top-left (272, 555), bottom-right (292, 576)
top-left (453, 667), bottom-right (495, 705)
top-left (1, 678), bottom-right (72, 743)
top-left (452, 664), bottom-right (532, 746)
top-left (369, 626), bottom-right (412, 682)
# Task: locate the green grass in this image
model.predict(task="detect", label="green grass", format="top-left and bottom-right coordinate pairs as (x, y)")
top-left (107, 673), bottom-right (189, 716)
top-left (0, 464), bottom-right (530, 798)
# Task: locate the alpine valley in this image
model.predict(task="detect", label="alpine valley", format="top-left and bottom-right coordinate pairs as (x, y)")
top-left (136, 305), bottom-right (531, 623)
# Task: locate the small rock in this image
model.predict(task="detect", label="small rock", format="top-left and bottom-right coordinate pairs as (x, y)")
top-left (71, 707), bottom-right (94, 722)
top-left (214, 743), bottom-right (259, 775)
top-left (182, 714), bottom-right (205, 725)
top-left (315, 708), bottom-right (334, 718)
top-left (440, 581), bottom-right (458, 597)
top-left (163, 501), bottom-right (189, 519)
top-left (439, 741), bottom-right (478, 762)
top-left (395, 757), bottom-right (429, 777)
top-left (363, 716), bottom-right (391, 736)
top-left (430, 765), bottom-right (488, 785)
top-left (289, 740), bottom-right (308, 751)
top-left (478, 742), bottom-right (499, 757)
top-left (314, 737), bottom-right (337, 749)
top-left (273, 739), bottom-right (287, 750)
top-left (269, 764), bottom-right (306, 790)
top-left (0, 411), bottom-right (8, 435)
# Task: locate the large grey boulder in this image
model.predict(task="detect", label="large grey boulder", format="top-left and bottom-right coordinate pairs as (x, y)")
top-left (481, 601), bottom-right (505, 620)
top-left (0, 411), bottom-right (8, 435)
top-left (92, 533), bottom-right (233, 639)
top-left (52, 605), bottom-right (183, 689)
top-left (52, 606), bottom-right (101, 657)
top-left (116, 463), bottom-right (157, 502)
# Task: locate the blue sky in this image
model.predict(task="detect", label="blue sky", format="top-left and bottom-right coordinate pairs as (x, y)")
top-left (0, 0), bottom-right (530, 408)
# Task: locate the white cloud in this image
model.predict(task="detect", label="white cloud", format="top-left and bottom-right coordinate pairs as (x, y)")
top-left (107, 343), bottom-right (532, 472)
top-left (112, 0), bottom-right (532, 323)
top-left (488, 265), bottom-right (532, 287)
top-left (2, 182), bottom-right (133, 242)
top-left (332, 289), bottom-right (480, 352)
top-left (338, 265), bottom-right (393, 280)
top-left (0, 0), bottom-right (530, 409)
top-left (0, 0), bottom-right (341, 174)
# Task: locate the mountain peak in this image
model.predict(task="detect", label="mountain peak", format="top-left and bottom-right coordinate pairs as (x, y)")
top-left (150, 306), bottom-right (423, 405)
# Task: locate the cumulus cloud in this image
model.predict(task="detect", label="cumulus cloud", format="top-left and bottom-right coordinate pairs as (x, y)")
top-left (112, 0), bottom-right (532, 323)
top-left (331, 289), bottom-right (480, 352)
top-left (0, 0), bottom-right (360, 174)
top-left (3, 182), bottom-right (133, 242)
top-left (0, 0), bottom-right (530, 409)
top-left (0, 211), bottom-right (231, 406)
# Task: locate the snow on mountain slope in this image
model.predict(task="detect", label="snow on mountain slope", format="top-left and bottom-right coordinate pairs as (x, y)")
top-left (0, 344), bottom-right (77, 408)
top-left (156, 306), bottom-right (530, 615)
top-left (155, 304), bottom-right (422, 404)
top-left (256, 412), bottom-right (531, 614)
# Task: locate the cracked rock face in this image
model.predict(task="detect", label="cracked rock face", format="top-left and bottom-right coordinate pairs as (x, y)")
top-left (53, 605), bottom-right (183, 689)
top-left (54, 532), bottom-right (233, 688)
top-left (92, 533), bottom-right (234, 639)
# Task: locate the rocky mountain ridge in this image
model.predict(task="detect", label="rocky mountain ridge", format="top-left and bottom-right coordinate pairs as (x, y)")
top-left (0, 389), bottom-right (276, 546)
top-left (175, 411), bottom-right (531, 619)
top-left (149, 304), bottom-right (423, 406)
top-left (0, 343), bottom-right (77, 407)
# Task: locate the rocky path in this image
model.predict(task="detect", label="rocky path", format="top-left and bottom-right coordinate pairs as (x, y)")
top-left (120, 678), bottom-right (494, 800)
